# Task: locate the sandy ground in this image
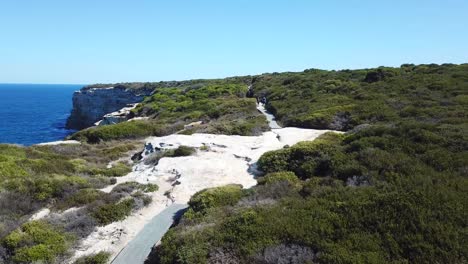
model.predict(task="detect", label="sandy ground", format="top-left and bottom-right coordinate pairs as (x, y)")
top-left (30, 208), bottom-right (51, 221)
top-left (67, 104), bottom-right (337, 263)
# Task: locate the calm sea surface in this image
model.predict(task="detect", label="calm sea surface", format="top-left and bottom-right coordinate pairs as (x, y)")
top-left (0, 84), bottom-right (83, 145)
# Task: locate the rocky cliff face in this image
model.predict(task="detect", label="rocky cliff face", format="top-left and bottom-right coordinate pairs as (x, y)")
top-left (66, 86), bottom-right (153, 130)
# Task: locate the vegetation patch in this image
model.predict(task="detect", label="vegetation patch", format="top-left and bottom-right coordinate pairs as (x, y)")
top-left (73, 251), bottom-right (110, 264)
top-left (79, 162), bottom-right (132, 177)
top-left (3, 221), bottom-right (73, 263)
top-left (56, 188), bottom-right (105, 210)
top-left (71, 120), bottom-right (167, 144)
top-left (257, 171), bottom-right (301, 189)
top-left (91, 199), bottom-right (135, 226)
top-left (188, 184), bottom-right (243, 215)
top-left (0, 139), bottom-right (145, 263)
top-left (252, 64), bottom-right (468, 130)
top-left (172, 146), bottom-right (196, 157)
top-left (112, 182), bottom-right (159, 194)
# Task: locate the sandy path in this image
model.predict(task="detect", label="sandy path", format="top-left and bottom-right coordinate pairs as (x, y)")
top-left (257, 103), bottom-right (281, 129)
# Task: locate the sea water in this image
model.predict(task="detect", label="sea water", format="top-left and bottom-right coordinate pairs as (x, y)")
top-left (0, 84), bottom-right (83, 145)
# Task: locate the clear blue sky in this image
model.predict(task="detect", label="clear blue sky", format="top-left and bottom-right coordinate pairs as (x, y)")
top-left (1, 0), bottom-right (467, 84)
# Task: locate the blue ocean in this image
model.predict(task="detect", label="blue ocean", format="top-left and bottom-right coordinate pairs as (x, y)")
top-left (0, 84), bottom-right (84, 146)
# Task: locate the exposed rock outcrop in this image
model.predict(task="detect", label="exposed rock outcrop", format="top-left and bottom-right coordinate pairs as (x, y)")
top-left (66, 86), bottom-right (153, 130)
top-left (95, 103), bottom-right (139, 126)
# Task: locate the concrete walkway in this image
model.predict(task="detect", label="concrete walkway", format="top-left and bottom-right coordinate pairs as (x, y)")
top-left (111, 204), bottom-right (188, 264)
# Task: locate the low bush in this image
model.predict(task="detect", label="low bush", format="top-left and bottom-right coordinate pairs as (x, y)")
top-left (92, 199), bottom-right (135, 225)
top-left (54, 209), bottom-right (98, 239)
top-left (0, 192), bottom-right (42, 238)
top-left (4, 174), bottom-right (89, 201)
top-left (74, 251), bottom-right (110, 264)
top-left (80, 162), bottom-right (132, 177)
top-left (188, 185), bottom-right (243, 214)
top-left (3, 221), bottom-right (73, 263)
top-left (112, 182), bottom-right (158, 194)
top-left (257, 132), bottom-right (345, 179)
top-left (144, 183), bottom-right (159, 193)
top-left (131, 191), bottom-right (153, 209)
top-left (70, 120), bottom-right (166, 143)
top-left (57, 188), bottom-right (105, 210)
top-left (257, 171), bottom-right (301, 189)
top-left (172, 146), bottom-right (196, 157)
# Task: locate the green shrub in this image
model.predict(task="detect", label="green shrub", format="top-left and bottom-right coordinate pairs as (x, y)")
top-left (92, 199), bottom-right (135, 225)
top-left (58, 188), bottom-right (105, 210)
top-left (257, 132), bottom-right (345, 179)
top-left (103, 162), bottom-right (132, 177)
top-left (189, 185), bottom-right (243, 213)
top-left (257, 171), bottom-right (301, 188)
top-left (112, 182), bottom-right (158, 194)
top-left (82, 162), bottom-right (131, 177)
top-left (71, 121), bottom-right (164, 143)
top-left (172, 146), bottom-right (196, 157)
top-left (199, 145), bottom-right (209, 151)
top-left (3, 221), bottom-right (72, 263)
top-left (73, 251), bottom-right (111, 264)
top-left (144, 183), bottom-right (159, 193)
top-left (0, 160), bottom-right (28, 177)
top-left (4, 174), bottom-right (89, 201)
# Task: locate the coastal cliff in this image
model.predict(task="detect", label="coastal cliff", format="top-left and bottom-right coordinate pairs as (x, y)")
top-left (66, 85), bottom-right (153, 130)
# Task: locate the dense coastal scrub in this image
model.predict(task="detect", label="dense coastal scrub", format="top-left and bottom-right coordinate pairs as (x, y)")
top-left (3, 221), bottom-right (73, 263)
top-left (0, 141), bottom-right (156, 263)
top-left (252, 63), bottom-right (468, 130)
top-left (150, 64), bottom-right (468, 264)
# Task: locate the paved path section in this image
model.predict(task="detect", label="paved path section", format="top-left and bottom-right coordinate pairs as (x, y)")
top-left (111, 204), bottom-right (188, 264)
